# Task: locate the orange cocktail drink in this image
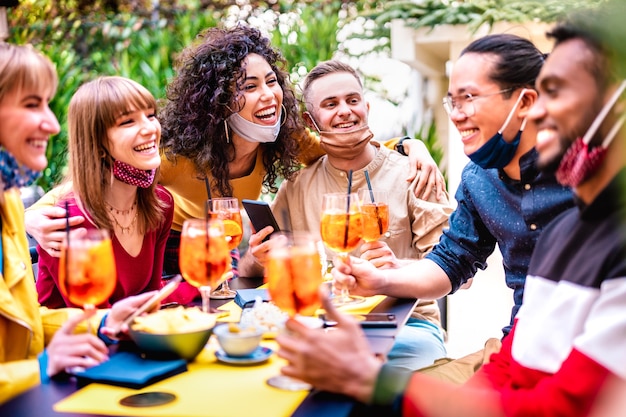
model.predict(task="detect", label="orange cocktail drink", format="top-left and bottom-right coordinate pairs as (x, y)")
top-left (360, 203), bottom-right (389, 242)
top-left (210, 209), bottom-right (243, 250)
top-left (320, 210), bottom-right (364, 253)
top-left (179, 219), bottom-right (230, 311)
top-left (59, 229), bottom-right (116, 308)
top-left (357, 189), bottom-right (389, 243)
top-left (265, 234), bottom-right (323, 317)
top-left (207, 198), bottom-right (243, 250)
top-left (320, 192), bottom-right (364, 306)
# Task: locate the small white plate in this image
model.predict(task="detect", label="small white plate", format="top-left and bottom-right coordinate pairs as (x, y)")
top-left (215, 346), bottom-right (273, 365)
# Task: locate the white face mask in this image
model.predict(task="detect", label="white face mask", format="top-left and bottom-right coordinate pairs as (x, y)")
top-left (226, 111), bottom-right (281, 143)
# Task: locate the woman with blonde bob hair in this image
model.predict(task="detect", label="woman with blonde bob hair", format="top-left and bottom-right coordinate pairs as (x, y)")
top-left (36, 76), bottom-right (174, 308)
top-left (0, 44), bottom-right (155, 404)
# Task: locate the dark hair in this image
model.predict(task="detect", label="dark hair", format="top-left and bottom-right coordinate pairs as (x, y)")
top-left (302, 60), bottom-right (363, 112)
top-left (159, 25), bottom-right (302, 196)
top-left (547, 0), bottom-right (626, 92)
top-left (461, 34), bottom-right (545, 98)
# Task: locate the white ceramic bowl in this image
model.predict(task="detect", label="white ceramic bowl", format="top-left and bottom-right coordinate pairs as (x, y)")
top-left (213, 323), bottom-right (263, 357)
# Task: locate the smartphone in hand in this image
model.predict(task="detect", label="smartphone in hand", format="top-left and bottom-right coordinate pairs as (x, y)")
top-left (113, 274), bottom-right (182, 335)
top-left (319, 312), bottom-right (398, 328)
top-left (242, 199), bottom-right (281, 242)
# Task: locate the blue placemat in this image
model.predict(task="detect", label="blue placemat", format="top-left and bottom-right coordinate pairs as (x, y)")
top-left (73, 351), bottom-right (188, 389)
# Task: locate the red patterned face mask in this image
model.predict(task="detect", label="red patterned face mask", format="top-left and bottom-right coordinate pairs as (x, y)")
top-left (113, 160), bottom-right (156, 188)
top-left (556, 81), bottom-right (626, 187)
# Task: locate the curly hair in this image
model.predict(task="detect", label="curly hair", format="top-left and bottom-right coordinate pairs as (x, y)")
top-left (159, 25), bottom-right (302, 196)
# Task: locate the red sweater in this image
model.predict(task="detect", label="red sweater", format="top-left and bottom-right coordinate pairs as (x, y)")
top-left (36, 186), bottom-right (174, 308)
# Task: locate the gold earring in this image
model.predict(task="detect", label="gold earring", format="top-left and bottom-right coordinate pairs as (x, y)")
top-left (280, 104), bottom-right (287, 127)
top-left (224, 120), bottom-right (230, 143)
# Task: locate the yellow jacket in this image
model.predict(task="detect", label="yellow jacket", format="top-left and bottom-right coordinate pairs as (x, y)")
top-left (0, 188), bottom-right (86, 403)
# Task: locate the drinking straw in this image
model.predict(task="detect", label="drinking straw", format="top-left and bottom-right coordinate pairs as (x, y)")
top-left (364, 170), bottom-right (375, 203)
top-left (204, 178), bottom-right (212, 201)
top-left (364, 170), bottom-right (384, 235)
top-left (343, 170), bottom-right (353, 248)
top-left (64, 200), bottom-right (71, 299)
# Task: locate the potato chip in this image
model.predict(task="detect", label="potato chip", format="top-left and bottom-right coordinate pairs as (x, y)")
top-left (131, 306), bottom-right (217, 334)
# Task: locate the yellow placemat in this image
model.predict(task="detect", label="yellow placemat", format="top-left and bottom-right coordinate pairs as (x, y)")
top-left (215, 285), bottom-right (386, 322)
top-left (54, 340), bottom-right (307, 417)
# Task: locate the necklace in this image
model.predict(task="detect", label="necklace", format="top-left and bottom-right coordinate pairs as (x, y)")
top-left (110, 211), bottom-right (138, 235)
top-left (105, 200), bottom-right (138, 235)
top-left (105, 200), bottom-right (136, 216)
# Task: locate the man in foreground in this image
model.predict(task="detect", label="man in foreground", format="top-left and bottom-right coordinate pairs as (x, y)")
top-left (275, 2), bottom-right (626, 415)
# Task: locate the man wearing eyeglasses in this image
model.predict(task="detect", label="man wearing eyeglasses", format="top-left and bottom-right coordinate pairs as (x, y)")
top-left (331, 33), bottom-right (575, 382)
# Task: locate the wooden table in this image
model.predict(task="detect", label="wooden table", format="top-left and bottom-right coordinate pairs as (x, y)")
top-left (0, 278), bottom-right (417, 417)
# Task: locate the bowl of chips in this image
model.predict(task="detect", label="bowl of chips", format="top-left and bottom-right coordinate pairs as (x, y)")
top-left (129, 306), bottom-right (218, 361)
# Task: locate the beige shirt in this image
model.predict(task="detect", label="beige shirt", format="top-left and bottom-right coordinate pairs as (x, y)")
top-left (271, 142), bottom-right (454, 325)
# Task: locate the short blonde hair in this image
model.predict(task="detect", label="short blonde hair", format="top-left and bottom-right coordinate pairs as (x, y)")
top-left (0, 43), bottom-right (58, 102)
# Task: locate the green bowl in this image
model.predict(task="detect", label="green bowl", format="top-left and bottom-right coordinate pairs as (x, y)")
top-left (129, 326), bottom-right (214, 361)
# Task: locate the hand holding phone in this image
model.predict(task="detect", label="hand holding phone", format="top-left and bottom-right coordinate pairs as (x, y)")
top-left (242, 199), bottom-right (281, 242)
top-left (112, 274), bottom-right (182, 336)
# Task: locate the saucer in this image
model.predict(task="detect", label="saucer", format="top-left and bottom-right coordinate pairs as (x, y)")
top-left (215, 346), bottom-right (273, 365)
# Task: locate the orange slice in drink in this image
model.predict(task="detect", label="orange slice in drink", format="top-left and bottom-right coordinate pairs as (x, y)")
top-left (222, 219), bottom-right (243, 249)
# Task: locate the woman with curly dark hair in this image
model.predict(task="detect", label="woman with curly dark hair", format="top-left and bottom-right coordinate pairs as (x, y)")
top-left (160, 25), bottom-right (305, 202)
top-left (157, 25), bottom-right (319, 292)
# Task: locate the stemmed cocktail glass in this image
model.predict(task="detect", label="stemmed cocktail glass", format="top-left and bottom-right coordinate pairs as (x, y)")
top-left (179, 218), bottom-right (231, 312)
top-left (207, 198), bottom-right (243, 299)
top-left (265, 231), bottom-right (324, 391)
top-left (59, 229), bottom-right (117, 333)
top-left (320, 192), bottom-right (364, 306)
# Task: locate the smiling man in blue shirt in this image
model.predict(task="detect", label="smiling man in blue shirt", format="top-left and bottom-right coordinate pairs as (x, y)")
top-left (332, 33), bottom-right (575, 381)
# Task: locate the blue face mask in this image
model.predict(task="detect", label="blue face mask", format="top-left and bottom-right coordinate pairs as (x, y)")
top-left (0, 147), bottom-right (41, 191)
top-left (468, 89), bottom-right (528, 169)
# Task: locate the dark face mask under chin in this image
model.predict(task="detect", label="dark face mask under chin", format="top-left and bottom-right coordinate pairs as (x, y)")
top-left (467, 88), bottom-right (528, 169)
top-left (468, 129), bottom-right (522, 169)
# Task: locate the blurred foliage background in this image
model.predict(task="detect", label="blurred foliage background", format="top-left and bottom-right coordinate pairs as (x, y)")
top-left (7, 0), bottom-right (381, 191)
top-left (5, 0), bottom-right (599, 191)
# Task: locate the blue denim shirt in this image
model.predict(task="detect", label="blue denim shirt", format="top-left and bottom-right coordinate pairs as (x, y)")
top-left (426, 148), bottom-right (575, 336)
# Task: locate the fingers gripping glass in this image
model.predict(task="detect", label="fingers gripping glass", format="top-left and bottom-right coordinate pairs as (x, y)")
top-left (442, 88), bottom-right (513, 117)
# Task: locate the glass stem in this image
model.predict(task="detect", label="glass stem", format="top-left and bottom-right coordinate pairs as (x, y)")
top-left (200, 286), bottom-right (212, 313)
top-left (84, 304), bottom-right (95, 335)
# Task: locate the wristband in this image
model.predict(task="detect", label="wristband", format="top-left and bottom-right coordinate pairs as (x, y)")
top-left (371, 363), bottom-right (412, 407)
top-left (395, 136), bottom-right (412, 156)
